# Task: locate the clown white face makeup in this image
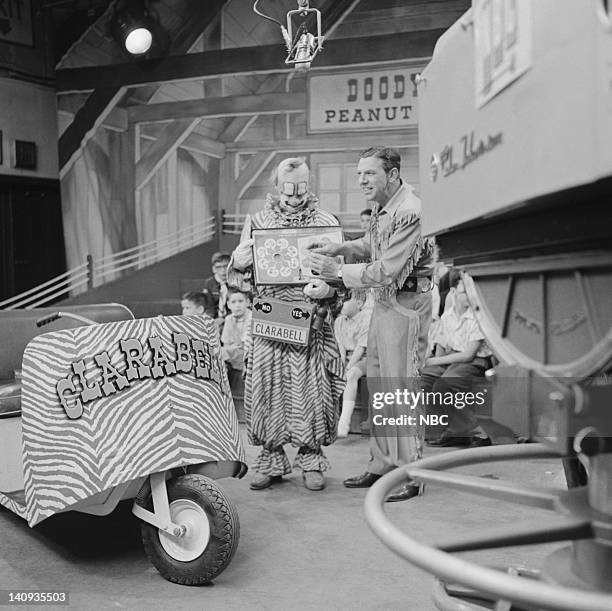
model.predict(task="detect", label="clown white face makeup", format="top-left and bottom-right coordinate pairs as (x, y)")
top-left (275, 163), bottom-right (310, 213)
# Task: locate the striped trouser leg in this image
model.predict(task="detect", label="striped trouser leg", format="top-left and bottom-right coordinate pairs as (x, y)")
top-left (294, 446), bottom-right (331, 472)
top-left (252, 446), bottom-right (292, 476)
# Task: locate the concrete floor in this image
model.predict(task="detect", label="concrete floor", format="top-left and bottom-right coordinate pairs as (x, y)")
top-left (0, 429), bottom-right (568, 611)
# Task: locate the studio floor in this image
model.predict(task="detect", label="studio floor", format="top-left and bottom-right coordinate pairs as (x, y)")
top-left (0, 429), bottom-right (568, 610)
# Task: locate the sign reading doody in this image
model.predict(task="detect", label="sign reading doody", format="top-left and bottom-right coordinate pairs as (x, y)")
top-left (307, 66), bottom-right (423, 132)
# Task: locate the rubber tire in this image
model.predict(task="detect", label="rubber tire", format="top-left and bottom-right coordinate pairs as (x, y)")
top-left (141, 474), bottom-right (240, 585)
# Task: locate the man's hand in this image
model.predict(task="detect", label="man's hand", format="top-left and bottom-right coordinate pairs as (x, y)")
top-left (232, 238), bottom-right (254, 270)
top-left (303, 278), bottom-right (335, 300)
top-left (306, 241), bottom-right (343, 257)
top-left (303, 252), bottom-right (341, 281)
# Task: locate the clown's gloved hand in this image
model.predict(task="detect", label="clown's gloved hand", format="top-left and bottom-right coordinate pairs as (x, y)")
top-left (303, 278), bottom-right (335, 300)
top-left (232, 239), bottom-right (254, 270)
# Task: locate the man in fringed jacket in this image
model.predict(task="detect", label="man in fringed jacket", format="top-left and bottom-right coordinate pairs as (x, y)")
top-left (305, 146), bottom-right (434, 502)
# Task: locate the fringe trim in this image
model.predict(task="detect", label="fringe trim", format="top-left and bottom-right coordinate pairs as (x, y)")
top-left (368, 218), bottom-right (436, 301)
top-left (376, 237), bottom-right (433, 301)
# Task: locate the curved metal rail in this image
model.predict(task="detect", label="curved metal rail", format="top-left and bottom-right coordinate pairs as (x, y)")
top-left (364, 444), bottom-right (612, 611)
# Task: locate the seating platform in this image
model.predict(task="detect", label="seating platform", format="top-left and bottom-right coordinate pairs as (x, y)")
top-left (0, 380), bottom-right (21, 418)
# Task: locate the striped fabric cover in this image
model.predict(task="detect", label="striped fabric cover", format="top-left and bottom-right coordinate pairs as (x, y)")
top-left (18, 315), bottom-right (246, 527)
top-left (0, 491), bottom-right (26, 519)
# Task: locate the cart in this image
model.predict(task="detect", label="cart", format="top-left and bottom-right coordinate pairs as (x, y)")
top-left (0, 304), bottom-right (246, 586)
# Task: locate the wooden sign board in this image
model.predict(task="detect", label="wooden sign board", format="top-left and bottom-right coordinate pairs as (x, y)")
top-left (307, 66), bottom-right (424, 133)
top-left (251, 298), bottom-right (315, 346)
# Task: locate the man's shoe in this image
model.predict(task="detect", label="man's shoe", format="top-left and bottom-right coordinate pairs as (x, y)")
top-left (249, 473), bottom-right (282, 490)
top-left (427, 433), bottom-right (471, 447)
top-left (303, 470), bottom-right (325, 491)
top-left (385, 483), bottom-right (423, 502)
top-left (343, 472), bottom-right (382, 488)
top-left (467, 436), bottom-right (492, 449)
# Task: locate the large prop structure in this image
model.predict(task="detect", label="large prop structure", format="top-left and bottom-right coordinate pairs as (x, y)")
top-left (366, 1), bottom-right (612, 609)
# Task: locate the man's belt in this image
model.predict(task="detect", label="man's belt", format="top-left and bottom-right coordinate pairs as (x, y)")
top-left (399, 276), bottom-right (433, 293)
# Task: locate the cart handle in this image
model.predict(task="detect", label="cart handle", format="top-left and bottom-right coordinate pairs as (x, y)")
top-left (36, 311), bottom-right (97, 327)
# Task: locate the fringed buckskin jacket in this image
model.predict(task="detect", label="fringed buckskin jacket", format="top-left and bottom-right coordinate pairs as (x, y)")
top-left (341, 181), bottom-right (434, 300)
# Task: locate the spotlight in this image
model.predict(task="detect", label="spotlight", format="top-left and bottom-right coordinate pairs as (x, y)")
top-left (125, 27), bottom-right (153, 55)
top-left (111, 0), bottom-right (166, 58)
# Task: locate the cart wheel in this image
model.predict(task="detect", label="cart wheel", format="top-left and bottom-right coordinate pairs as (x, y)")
top-left (141, 474), bottom-right (240, 585)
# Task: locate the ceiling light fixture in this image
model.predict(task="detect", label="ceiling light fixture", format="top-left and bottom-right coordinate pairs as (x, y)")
top-left (111, 0), bottom-right (166, 58)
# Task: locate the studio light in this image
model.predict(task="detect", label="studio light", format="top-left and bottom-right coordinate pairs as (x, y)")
top-left (111, 0), bottom-right (166, 58)
top-left (124, 27), bottom-right (153, 55)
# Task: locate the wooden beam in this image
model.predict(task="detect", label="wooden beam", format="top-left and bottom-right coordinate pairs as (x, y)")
top-left (129, 92), bottom-right (305, 124)
top-left (218, 74), bottom-right (286, 142)
top-left (219, 154), bottom-right (237, 218)
top-left (58, 106), bottom-right (128, 133)
top-left (56, 30), bottom-right (445, 93)
top-left (226, 129), bottom-right (419, 153)
top-left (139, 128), bottom-right (226, 158)
top-left (180, 132), bottom-right (226, 159)
top-left (120, 126), bottom-right (138, 248)
top-left (321, 0), bottom-right (363, 37)
top-left (135, 118), bottom-right (201, 190)
top-left (235, 151), bottom-right (276, 200)
top-left (58, 0), bottom-right (230, 174)
top-left (59, 87), bottom-right (126, 177)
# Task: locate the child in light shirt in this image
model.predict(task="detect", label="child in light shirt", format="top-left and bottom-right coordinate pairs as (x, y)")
top-left (334, 293), bottom-right (373, 437)
top-left (221, 288), bottom-right (252, 371)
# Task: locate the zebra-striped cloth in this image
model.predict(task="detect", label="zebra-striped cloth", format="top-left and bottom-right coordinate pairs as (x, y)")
top-left (229, 197), bottom-right (346, 476)
top-left (18, 315), bottom-right (246, 527)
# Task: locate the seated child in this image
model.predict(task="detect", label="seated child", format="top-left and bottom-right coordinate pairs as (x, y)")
top-left (422, 275), bottom-right (492, 448)
top-left (221, 288), bottom-right (252, 372)
top-left (334, 293), bottom-right (373, 437)
top-left (181, 291), bottom-right (209, 316)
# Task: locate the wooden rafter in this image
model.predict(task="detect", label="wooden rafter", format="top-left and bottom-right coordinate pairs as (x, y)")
top-left (135, 118), bottom-right (201, 190)
top-left (58, 106), bottom-right (128, 133)
top-left (225, 130), bottom-right (419, 153)
top-left (235, 151), bottom-right (277, 200)
top-left (58, 0), bottom-right (230, 174)
top-left (139, 129), bottom-right (226, 158)
top-left (218, 74), bottom-right (286, 142)
top-left (129, 92), bottom-right (305, 124)
top-left (59, 87), bottom-right (126, 177)
top-left (179, 132), bottom-right (226, 159)
top-left (56, 30), bottom-right (445, 93)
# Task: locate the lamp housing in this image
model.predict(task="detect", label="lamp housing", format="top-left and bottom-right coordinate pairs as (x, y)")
top-left (111, 0), bottom-right (167, 58)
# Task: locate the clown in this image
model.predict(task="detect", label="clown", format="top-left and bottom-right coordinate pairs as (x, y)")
top-left (228, 157), bottom-right (344, 492)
